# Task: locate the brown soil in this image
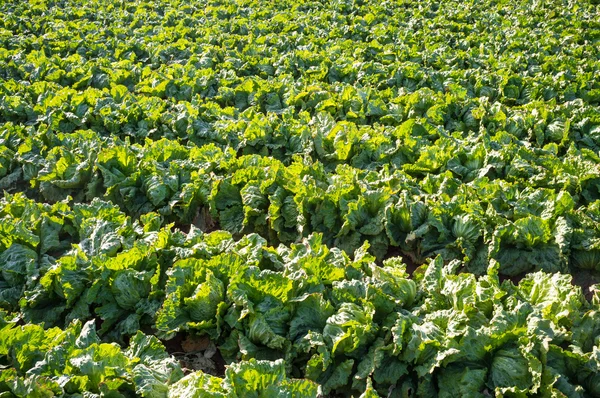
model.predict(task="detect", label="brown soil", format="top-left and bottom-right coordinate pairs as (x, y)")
top-left (570, 269), bottom-right (599, 302)
top-left (161, 332), bottom-right (226, 377)
top-left (173, 206), bottom-right (220, 235)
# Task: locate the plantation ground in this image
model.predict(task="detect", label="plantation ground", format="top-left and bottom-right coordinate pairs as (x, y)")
top-left (1, 0), bottom-right (599, 396)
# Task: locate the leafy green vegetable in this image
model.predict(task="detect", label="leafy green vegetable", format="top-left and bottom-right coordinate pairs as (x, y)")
top-left (2, 0), bottom-right (600, 395)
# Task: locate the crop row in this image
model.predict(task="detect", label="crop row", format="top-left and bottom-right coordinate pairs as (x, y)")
top-left (1, 194), bottom-right (599, 396)
top-left (3, 126), bottom-right (600, 276)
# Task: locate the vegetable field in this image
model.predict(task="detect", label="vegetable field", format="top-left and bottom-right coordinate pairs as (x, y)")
top-left (1, 0), bottom-right (600, 396)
